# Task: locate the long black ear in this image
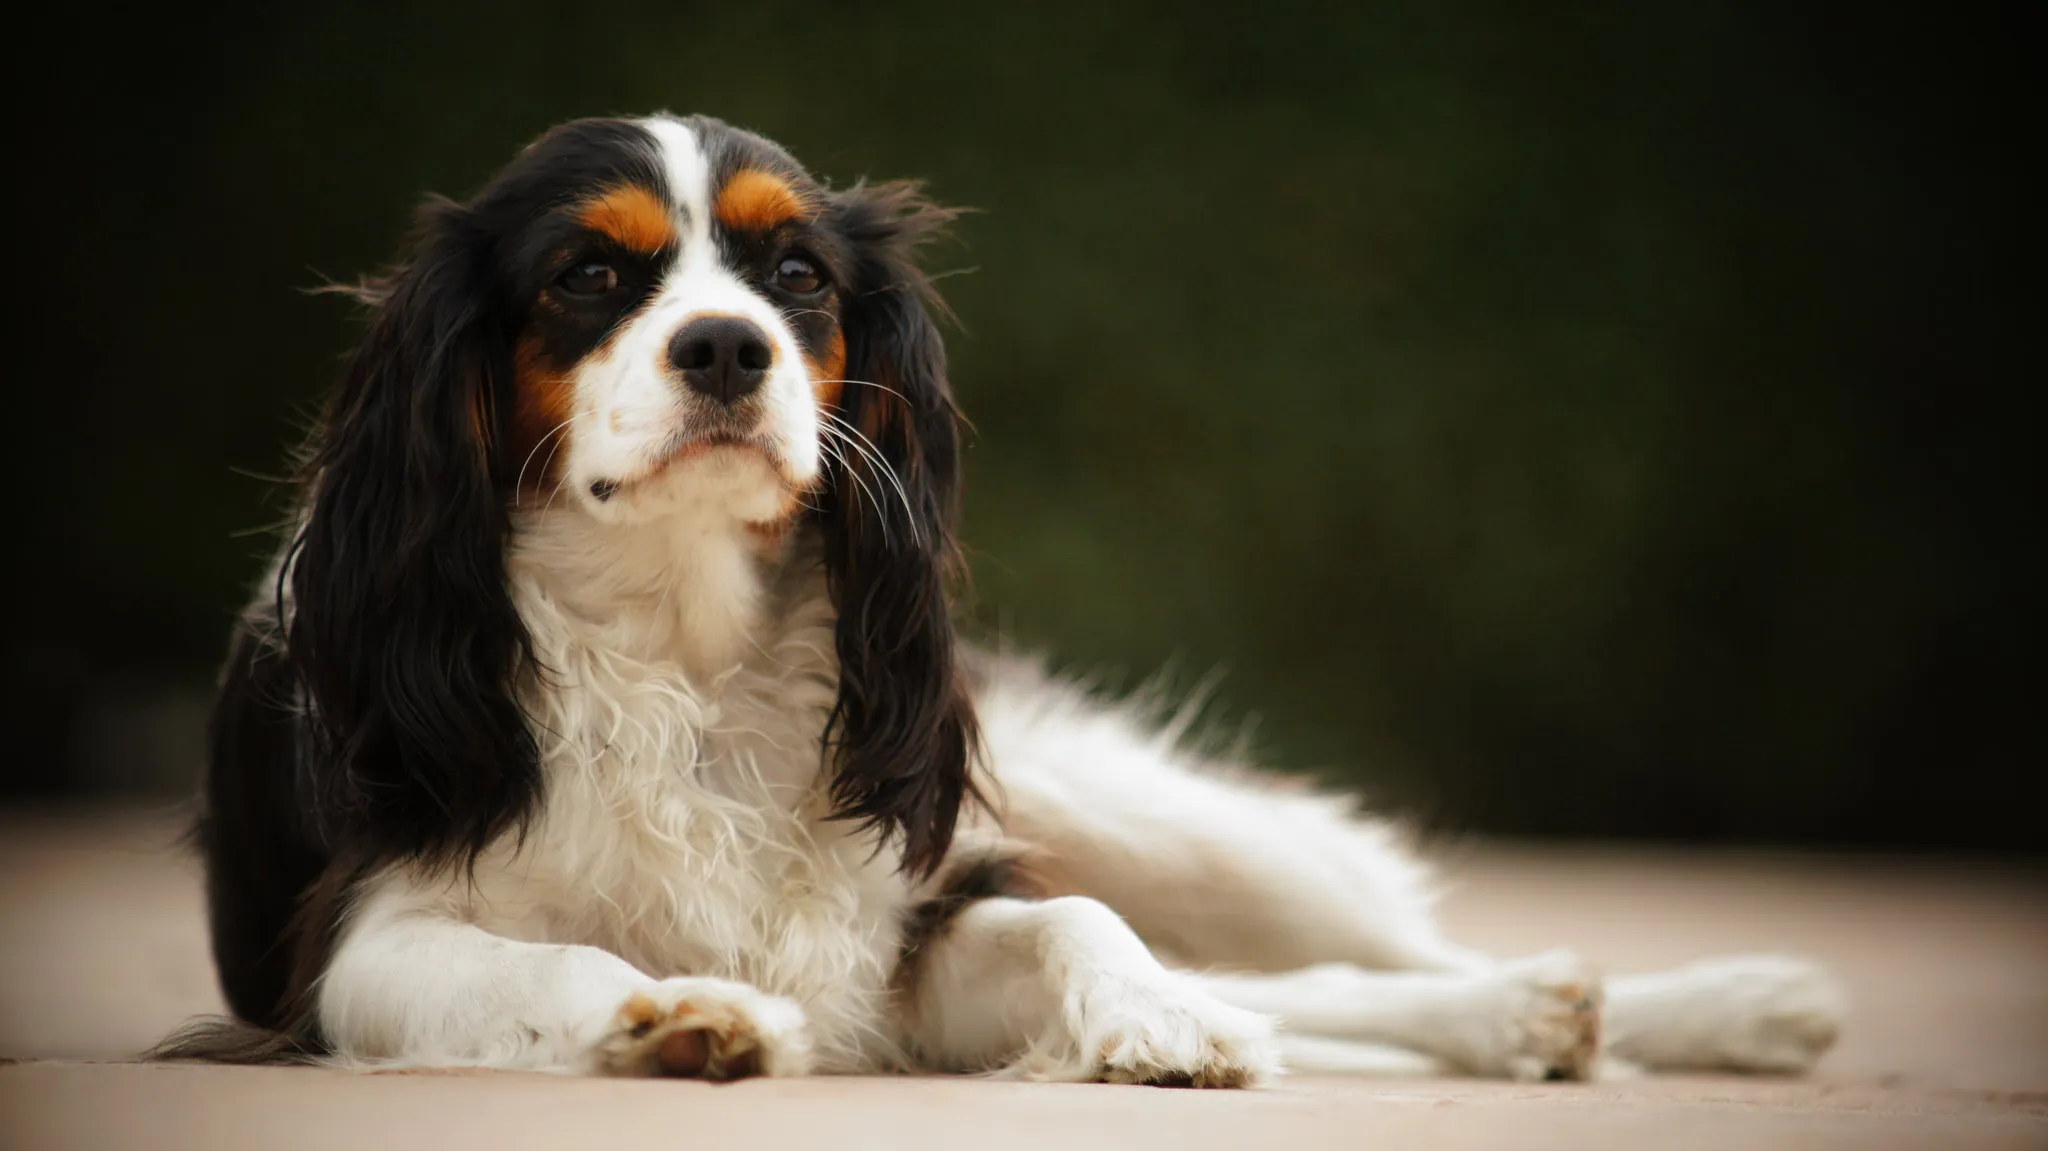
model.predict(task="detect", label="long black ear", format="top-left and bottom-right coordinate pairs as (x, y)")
top-left (821, 181), bottom-right (982, 878)
top-left (284, 200), bottom-right (538, 869)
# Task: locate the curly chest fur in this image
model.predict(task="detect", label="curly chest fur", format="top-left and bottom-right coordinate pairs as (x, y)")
top-left (458, 543), bottom-right (917, 1069)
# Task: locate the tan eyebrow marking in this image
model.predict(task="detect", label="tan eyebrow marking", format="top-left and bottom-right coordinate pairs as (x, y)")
top-left (715, 168), bottom-right (816, 233)
top-left (576, 183), bottom-right (677, 254)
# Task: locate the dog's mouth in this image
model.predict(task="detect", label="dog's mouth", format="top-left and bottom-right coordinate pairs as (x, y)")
top-left (588, 427), bottom-right (784, 503)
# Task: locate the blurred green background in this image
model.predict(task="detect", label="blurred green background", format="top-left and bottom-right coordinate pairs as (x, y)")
top-left (4, 1), bottom-right (2033, 850)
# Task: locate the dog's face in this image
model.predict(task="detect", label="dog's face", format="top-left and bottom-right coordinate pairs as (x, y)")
top-left (496, 118), bottom-right (850, 525)
top-left (287, 115), bottom-right (978, 876)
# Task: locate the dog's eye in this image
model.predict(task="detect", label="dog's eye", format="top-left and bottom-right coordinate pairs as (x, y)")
top-left (774, 255), bottom-right (824, 295)
top-left (558, 261), bottom-right (619, 296)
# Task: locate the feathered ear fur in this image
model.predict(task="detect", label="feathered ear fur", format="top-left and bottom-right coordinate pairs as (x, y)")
top-left (820, 182), bottom-right (982, 878)
top-left (283, 200), bottom-right (539, 869)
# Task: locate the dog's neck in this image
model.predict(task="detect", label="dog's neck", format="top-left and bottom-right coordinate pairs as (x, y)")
top-left (508, 497), bottom-right (810, 685)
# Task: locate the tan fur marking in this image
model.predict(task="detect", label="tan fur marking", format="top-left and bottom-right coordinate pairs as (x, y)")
top-left (577, 184), bottom-right (676, 254)
top-left (510, 334), bottom-right (576, 493)
top-left (805, 330), bottom-right (848, 410)
top-left (619, 994), bottom-right (664, 1032)
top-left (715, 169), bottom-right (813, 233)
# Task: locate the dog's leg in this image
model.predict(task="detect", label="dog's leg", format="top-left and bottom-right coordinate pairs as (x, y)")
top-left (318, 879), bottom-right (812, 1077)
top-left (1189, 954), bottom-right (1604, 1081)
top-left (1192, 954), bottom-right (1846, 1078)
top-left (1604, 955), bottom-right (1845, 1073)
top-left (902, 894), bottom-right (1281, 1086)
top-left (1271, 1034), bottom-right (1447, 1076)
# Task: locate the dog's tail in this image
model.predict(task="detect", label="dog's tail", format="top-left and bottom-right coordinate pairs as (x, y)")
top-left (972, 651), bottom-right (1488, 975)
top-left (146, 1015), bottom-right (323, 1066)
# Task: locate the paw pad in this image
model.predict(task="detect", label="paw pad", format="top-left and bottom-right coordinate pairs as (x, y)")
top-left (597, 987), bottom-right (791, 1081)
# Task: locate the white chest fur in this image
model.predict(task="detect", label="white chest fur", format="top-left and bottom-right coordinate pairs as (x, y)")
top-left (452, 513), bottom-right (913, 1070)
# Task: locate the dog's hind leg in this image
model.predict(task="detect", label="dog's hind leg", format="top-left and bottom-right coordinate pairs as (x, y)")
top-left (1188, 952), bottom-right (1603, 1081)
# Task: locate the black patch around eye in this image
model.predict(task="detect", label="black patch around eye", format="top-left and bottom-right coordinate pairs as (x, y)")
top-left (557, 261), bottom-right (619, 296)
top-left (518, 243), bottom-right (665, 371)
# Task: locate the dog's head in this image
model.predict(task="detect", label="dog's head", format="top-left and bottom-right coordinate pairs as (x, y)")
top-left (286, 115), bottom-right (974, 875)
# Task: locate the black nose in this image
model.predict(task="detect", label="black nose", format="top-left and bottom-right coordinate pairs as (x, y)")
top-left (667, 315), bottom-right (773, 404)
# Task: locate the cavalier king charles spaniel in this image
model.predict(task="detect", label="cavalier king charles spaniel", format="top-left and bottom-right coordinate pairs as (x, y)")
top-left (159, 114), bottom-right (1845, 1084)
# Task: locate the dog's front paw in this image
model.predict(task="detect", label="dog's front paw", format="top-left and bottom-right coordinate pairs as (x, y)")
top-left (1012, 976), bottom-right (1280, 1088)
top-left (1458, 950), bottom-right (1604, 1082)
top-left (592, 977), bottom-right (812, 1080)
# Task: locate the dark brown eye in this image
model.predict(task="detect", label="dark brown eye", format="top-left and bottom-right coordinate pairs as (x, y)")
top-left (774, 255), bottom-right (823, 295)
top-left (558, 261), bottom-right (618, 296)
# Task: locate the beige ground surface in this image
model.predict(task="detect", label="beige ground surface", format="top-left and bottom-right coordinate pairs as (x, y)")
top-left (0, 806), bottom-right (2042, 1149)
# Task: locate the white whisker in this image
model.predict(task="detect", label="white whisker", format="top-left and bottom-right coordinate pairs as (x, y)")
top-left (819, 411), bottom-right (923, 547)
top-left (514, 413), bottom-right (589, 507)
top-left (540, 473), bottom-right (574, 517)
top-left (533, 433), bottom-right (584, 515)
top-left (817, 423), bottom-right (903, 543)
top-left (814, 434), bottom-right (892, 548)
top-left (817, 378), bottom-right (909, 404)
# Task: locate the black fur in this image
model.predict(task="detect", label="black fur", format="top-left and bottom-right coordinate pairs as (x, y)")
top-left (818, 178), bottom-right (983, 879)
top-left (193, 618), bottom-right (325, 1031)
top-left (284, 200), bottom-right (540, 869)
top-left (895, 850), bottom-right (1042, 990)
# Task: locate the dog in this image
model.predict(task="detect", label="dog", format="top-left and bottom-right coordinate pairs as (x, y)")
top-left (158, 113), bottom-right (1844, 1084)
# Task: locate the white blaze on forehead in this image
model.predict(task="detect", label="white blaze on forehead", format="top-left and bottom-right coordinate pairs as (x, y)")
top-left (638, 115), bottom-right (714, 262)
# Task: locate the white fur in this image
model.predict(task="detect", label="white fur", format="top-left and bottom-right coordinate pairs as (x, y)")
top-left (1603, 955), bottom-right (1847, 1072)
top-left (307, 114), bottom-right (1846, 1084)
top-left (1191, 952), bottom-right (1602, 1081)
top-left (975, 657), bottom-right (1491, 976)
top-left (908, 895), bottom-right (1279, 1085)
